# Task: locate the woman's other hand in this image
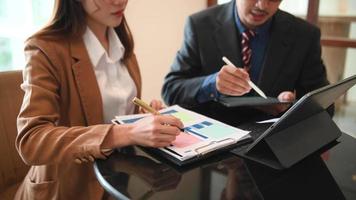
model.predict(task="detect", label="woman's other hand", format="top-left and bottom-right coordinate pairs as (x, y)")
top-left (139, 99), bottom-right (165, 113)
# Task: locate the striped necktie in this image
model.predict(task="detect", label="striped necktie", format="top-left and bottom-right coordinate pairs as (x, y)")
top-left (241, 30), bottom-right (256, 72)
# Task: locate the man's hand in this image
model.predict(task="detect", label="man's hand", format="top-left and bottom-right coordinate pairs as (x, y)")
top-left (255, 91), bottom-right (295, 116)
top-left (278, 91), bottom-right (295, 102)
top-left (275, 91), bottom-right (295, 113)
top-left (216, 65), bottom-right (251, 96)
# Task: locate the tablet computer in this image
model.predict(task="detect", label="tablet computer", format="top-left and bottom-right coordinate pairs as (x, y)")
top-left (232, 74), bottom-right (356, 169)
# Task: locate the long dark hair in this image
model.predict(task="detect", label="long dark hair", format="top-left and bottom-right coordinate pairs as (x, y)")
top-left (30, 0), bottom-right (134, 60)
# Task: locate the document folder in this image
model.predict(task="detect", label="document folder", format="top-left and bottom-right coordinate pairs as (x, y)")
top-left (113, 105), bottom-right (252, 166)
top-left (233, 75), bottom-right (356, 169)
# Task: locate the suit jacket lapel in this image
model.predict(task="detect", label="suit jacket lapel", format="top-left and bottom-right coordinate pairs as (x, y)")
top-left (214, 1), bottom-right (243, 68)
top-left (70, 38), bottom-right (104, 125)
top-left (259, 10), bottom-right (294, 94)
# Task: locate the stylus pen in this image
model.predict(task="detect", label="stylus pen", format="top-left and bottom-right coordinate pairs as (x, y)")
top-left (132, 97), bottom-right (185, 132)
top-left (222, 56), bottom-right (267, 99)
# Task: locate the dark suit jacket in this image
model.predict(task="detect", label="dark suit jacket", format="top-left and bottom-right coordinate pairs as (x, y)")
top-left (162, 1), bottom-right (329, 108)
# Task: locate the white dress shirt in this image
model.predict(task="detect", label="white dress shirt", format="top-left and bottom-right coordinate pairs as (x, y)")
top-left (83, 27), bottom-right (137, 124)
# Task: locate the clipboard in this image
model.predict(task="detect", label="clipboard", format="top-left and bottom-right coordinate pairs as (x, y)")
top-left (113, 105), bottom-right (252, 166)
top-left (217, 96), bottom-right (292, 107)
top-left (141, 134), bottom-right (252, 166)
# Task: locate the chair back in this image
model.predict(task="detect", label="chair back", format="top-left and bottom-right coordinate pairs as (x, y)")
top-left (0, 70), bottom-right (29, 196)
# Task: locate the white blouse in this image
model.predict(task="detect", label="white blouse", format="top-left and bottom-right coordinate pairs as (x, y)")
top-left (83, 27), bottom-right (137, 124)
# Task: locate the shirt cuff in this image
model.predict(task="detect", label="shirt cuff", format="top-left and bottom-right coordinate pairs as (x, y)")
top-left (196, 73), bottom-right (220, 103)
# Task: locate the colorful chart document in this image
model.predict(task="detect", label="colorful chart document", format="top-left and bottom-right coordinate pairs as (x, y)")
top-left (113, 105), bottom-right (251, 163)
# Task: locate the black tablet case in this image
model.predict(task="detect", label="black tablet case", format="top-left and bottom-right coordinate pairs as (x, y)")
top-left (232, 75), bottom-right (356, 169)
top-left (218, 96), bottom-right (292, 107)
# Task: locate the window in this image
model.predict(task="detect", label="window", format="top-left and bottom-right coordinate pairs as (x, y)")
top-left (0, 0), bottom-right (53, 71)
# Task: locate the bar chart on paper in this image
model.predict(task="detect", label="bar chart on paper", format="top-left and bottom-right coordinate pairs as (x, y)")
top-left (114, 105), bottom-right (250, 161)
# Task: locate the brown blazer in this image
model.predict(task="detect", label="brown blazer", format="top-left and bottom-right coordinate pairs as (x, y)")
top-left (15, 36), bottom-right (142, 200)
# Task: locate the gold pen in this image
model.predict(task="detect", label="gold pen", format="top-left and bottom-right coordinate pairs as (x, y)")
top-left (132, 97), bottom-right (185, 132)
top-left (132, 97), bottom-right (160, 115)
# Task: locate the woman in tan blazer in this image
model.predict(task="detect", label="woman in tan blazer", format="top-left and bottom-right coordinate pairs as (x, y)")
top-left (15, 0), bottom-right (183, 199)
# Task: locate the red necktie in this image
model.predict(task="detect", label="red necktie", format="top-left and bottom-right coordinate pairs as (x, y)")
top-left (241, 30), bottom-right (256, 72)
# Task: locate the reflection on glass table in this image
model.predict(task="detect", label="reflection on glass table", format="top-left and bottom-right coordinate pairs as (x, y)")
top-left (95, 147), bottom-right (263, 200)
top-left (96, 148), bottom-right (181, 200)
top-left (94, 140), bottom-right (350, 200)
top-left (206, 157), bottom-right (262, 200)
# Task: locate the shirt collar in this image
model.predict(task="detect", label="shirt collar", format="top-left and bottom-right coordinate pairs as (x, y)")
top-left (83, 27), bottom-right (125, 67)
top-left (107, 28), bottom-right (125, 63)
top-left (233, 0), bottom-right (272, 36)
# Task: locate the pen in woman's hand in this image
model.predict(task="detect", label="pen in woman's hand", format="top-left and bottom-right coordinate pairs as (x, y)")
top-left (132, 97), bottom-right (185, 132)
top-left (132, 97), bottom-right (160, 115)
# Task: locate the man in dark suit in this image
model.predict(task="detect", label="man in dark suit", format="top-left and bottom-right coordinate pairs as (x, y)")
top-left (162, 0), bottom-right (330, 116)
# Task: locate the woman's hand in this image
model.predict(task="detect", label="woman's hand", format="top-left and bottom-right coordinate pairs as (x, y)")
top-left (150, 99), bottom-right (165, 110)
top-left (139, 99), bottom-right (166, 113)
top-left (128, 115), bottom-right (183, 148)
